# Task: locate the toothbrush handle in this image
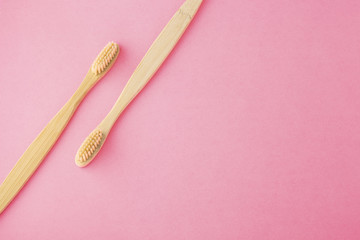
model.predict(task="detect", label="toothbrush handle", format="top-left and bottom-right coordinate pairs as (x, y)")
top-left (101, 0), bottom-right (202, 130)
top-left (0, 73), bottom-right (95, 214)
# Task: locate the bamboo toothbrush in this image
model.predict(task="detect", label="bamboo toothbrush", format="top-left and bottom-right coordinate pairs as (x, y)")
top-left (75, 0), bottom-right (203, 167)
top-left (0, 42), bottom-right (120, 214)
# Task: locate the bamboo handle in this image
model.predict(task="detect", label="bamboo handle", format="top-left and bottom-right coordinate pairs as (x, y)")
top-left (74, 0), bottom-right (202, 167)
top-left (0, 73), bottom-right (96, 214)
top-left (100, 0), bottom-right (202, 131)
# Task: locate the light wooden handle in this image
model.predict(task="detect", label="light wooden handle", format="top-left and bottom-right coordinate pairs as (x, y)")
top-left (100, 0), bottom-right (203, 131)
top-left (0, 72), bottom-right (96, 214)
top-left (73, 0), bottom-right (202, 168)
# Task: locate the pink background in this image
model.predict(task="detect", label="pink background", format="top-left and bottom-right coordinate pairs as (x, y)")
top-left (1, 0), bottom-right (360, 239)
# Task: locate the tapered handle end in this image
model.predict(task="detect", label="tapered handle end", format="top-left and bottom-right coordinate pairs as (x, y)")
top-left (180, 0), bottom-right (203, 19)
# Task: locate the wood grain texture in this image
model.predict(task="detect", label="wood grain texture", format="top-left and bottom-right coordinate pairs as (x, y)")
top-left (0, 44), bottom-right (119, 214)
top-left (74, 0), bottom-right (203, 167)
top-left (101, 0), bottom-right (203, 131)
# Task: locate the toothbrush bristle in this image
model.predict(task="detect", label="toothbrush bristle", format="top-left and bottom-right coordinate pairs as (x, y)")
top-left (77, 129), bottom-right (103, 163)
top-left (91, 42), bottom-right (119, 75)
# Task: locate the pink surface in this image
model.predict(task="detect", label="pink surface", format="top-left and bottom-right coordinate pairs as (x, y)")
top-left (1, 0), bottom-right (360, 239)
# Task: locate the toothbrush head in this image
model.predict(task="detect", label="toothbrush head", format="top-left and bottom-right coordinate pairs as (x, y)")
top-left (91, 41), bottom-right (119, 75)
top-left (75, 129), bottom-right (105, 167)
